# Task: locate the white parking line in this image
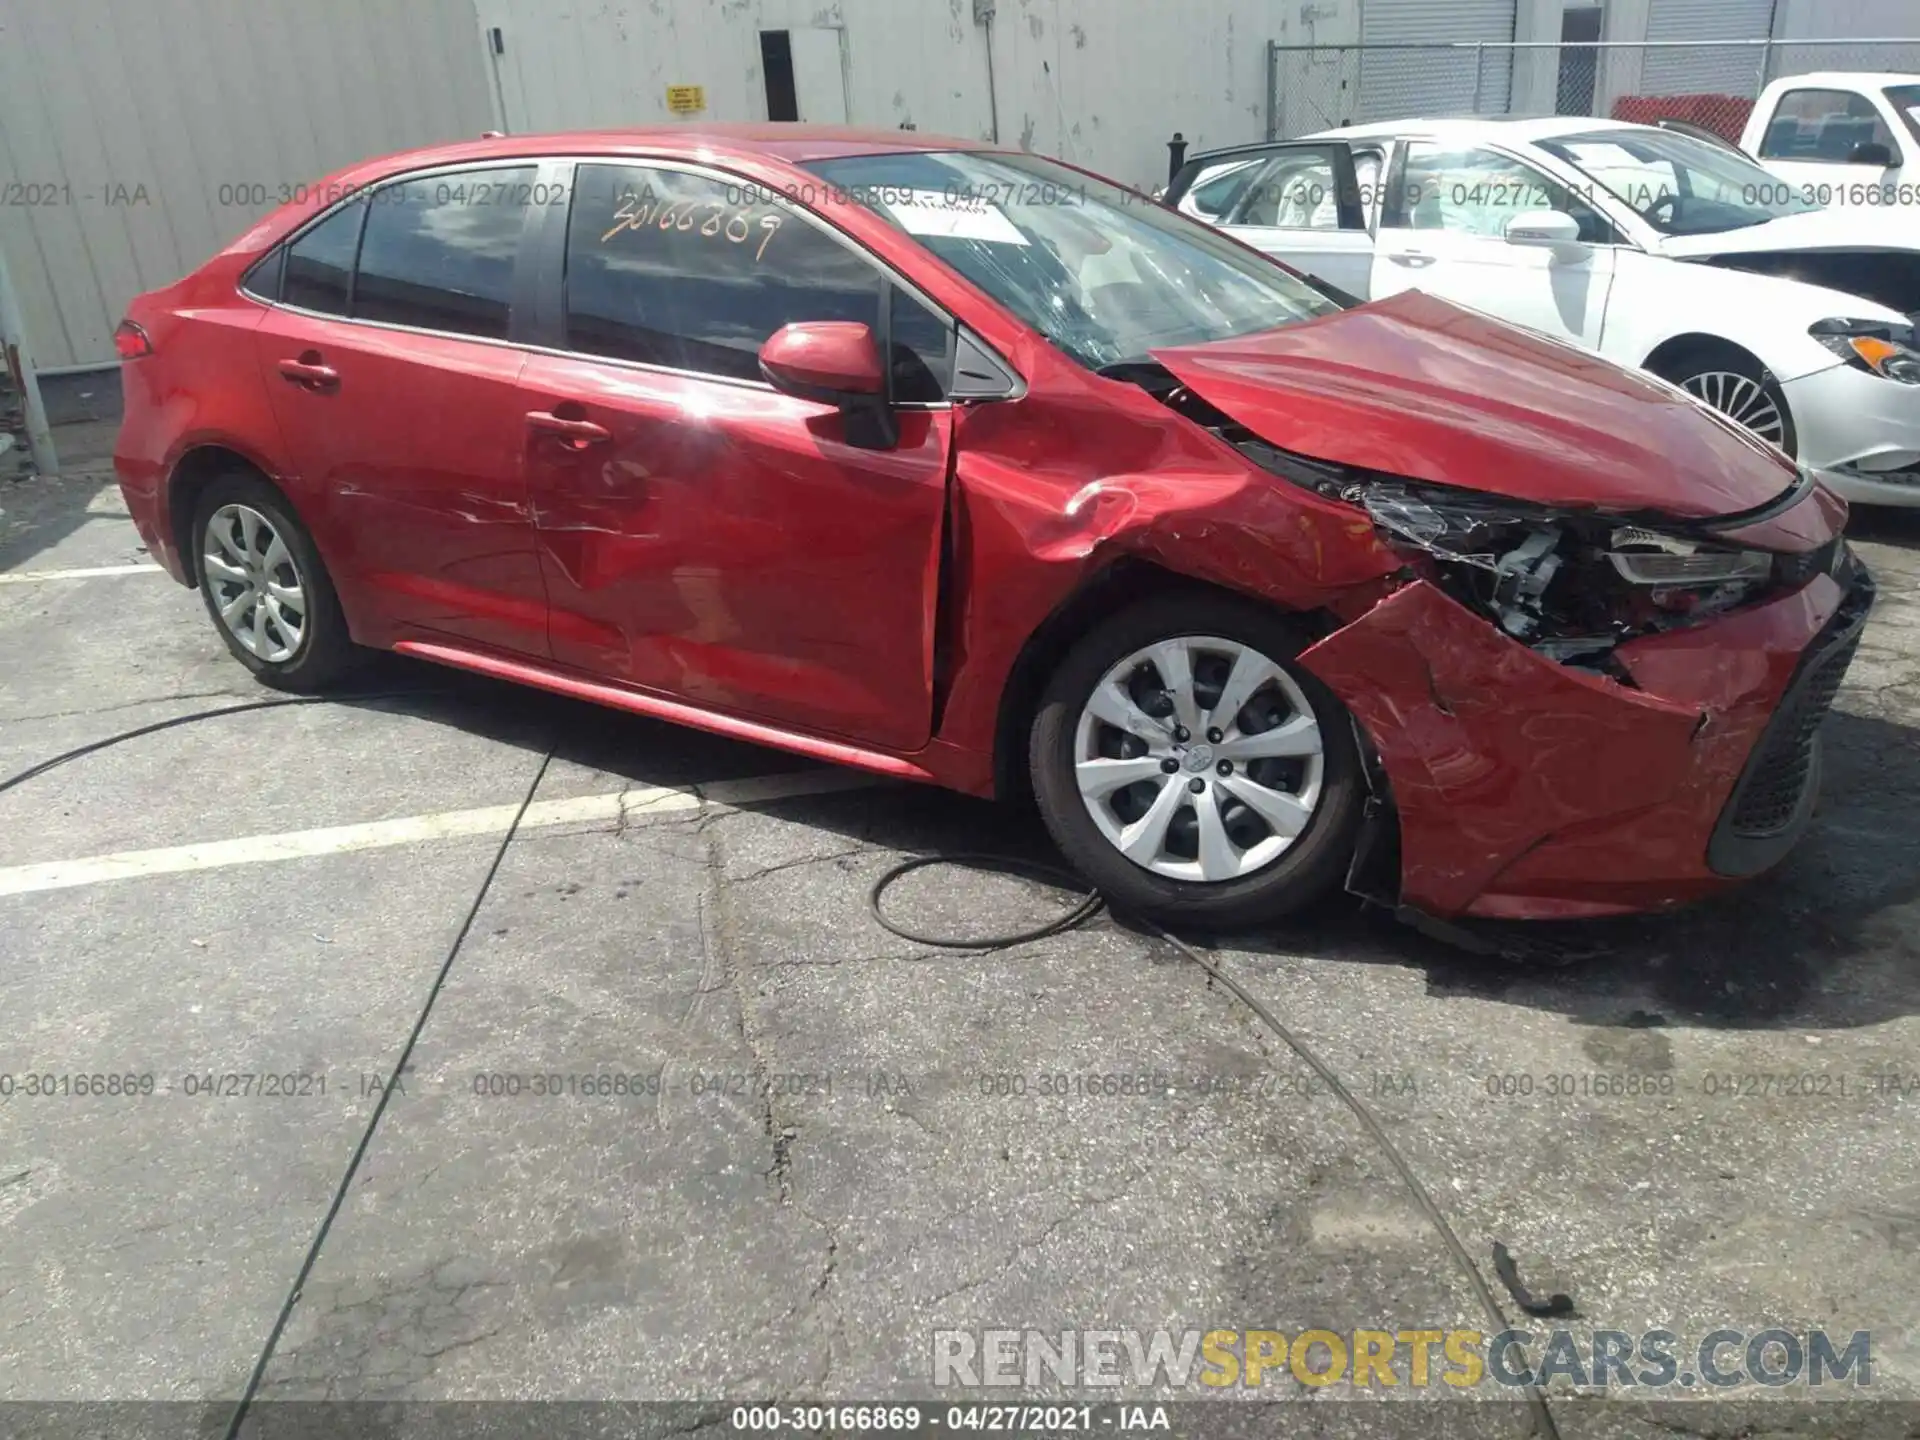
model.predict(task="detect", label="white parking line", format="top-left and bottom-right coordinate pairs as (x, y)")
top-left (0, 769), bottom-right (879, 897)
top-left (0, 563), bottom-right (163, 584)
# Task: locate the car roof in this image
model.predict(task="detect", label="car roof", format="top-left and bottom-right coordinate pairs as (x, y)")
top-left (361, 124), bottom-right (995, 175)
top-left (1768, 70), bottom-right (1920, 88)
top-left (1298, 114), bottom-right (1646, 145)
top-left (1180, 114), bottom-right (1655, 170)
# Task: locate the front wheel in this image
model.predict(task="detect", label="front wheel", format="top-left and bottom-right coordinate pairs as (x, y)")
top-left (1029, 594), bottom-right (1365, 932)
top-left (1654, 345), bottom-right (1798, 457)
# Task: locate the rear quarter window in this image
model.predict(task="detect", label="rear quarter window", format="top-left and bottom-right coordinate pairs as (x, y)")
top-left (280, 200), bottom-right (365, 315)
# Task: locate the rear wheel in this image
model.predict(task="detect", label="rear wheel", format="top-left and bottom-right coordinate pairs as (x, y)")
top-left (1029, 593), bottom-right (1364, 931)
top-left (1652, 343), bottom-right (1797, 457)
top-left (192, 472), bottom-right (356, 691)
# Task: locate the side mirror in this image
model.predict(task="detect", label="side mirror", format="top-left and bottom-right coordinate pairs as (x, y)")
top-left (759, 321), bottom-right (884, 399)
top-left (758, 321), bottom-right (896, 448)
top-left (1848, 140), bottom-right (1895, 168)
top-left (1503, 210), bottom-right (1583, 248)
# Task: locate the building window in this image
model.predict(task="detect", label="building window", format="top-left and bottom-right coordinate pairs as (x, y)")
top-left (1558, 6), bottom-right (1603, 116)
top-left (761, 31), bottom-right (798, 122)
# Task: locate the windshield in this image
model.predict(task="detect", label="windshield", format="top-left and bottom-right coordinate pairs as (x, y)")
top-left (804, 151), bottom-right (1339, 370)
top-left (1539, 128), bottom-right (1822, 235)
top-left (1888, 84), bottom-right (1920, 145)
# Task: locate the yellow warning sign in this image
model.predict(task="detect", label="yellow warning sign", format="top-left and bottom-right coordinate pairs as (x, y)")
top-left (666, 85), bottom-right (706, 114)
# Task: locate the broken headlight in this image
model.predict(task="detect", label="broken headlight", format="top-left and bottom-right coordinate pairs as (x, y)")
top-left (1354, 482), bottom-right (1778, 658)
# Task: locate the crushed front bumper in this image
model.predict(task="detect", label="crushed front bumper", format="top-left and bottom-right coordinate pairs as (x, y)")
top-left (1300, 554), bottom-right (1872, 921)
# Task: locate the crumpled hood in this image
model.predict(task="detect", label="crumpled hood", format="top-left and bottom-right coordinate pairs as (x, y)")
top-left (1151, 290), bottom-right (1799, 519)
top-left (1657, 207), bottom-right (1920, 260)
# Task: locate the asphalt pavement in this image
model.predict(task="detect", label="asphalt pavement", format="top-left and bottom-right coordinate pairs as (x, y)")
top-left (5, 426), bottom-right (1920, 1438)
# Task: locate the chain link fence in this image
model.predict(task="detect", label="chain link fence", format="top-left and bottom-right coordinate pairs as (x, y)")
top-left (1265, 37), bottom-right (1920, 144)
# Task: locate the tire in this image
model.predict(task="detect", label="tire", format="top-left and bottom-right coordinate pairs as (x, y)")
top-left (1029, 592), bottom-right (1364, 932)
top-left (191, 471), bottom-right (357, 691)
top-left (1651, 343), bottom-right (1798, 458)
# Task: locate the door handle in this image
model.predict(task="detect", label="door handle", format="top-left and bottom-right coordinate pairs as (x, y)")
top-left (526, 410), bottom-right (611, 446)
top-left (1387, 251), bottom-right (1436, 268)
top-left (277, 355), bottom-right (339, 389)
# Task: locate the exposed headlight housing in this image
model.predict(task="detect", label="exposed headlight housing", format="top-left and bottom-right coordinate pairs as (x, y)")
top-left (1604, 526), bottom-right (1772, 585)
top-left (1810, 317), bottom-right (1920, 385)
top-left (1354, 481), bottom-right (1794, 664)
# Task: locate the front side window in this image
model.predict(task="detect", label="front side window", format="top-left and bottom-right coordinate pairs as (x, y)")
top-left (281, 200), bottom-right (365, 315)
top-left (1387, 144), bottom-right (1613, 243)
top-left (1759, 89), bottom-right (1900, 162)
top-left (887, 283), bottom-right (953, 402)
top-left (563, 163), bottom-right (889, 384)
top-left (1541, 128), bottom-right (1822, 235)
top-left (353, 167), bottom-right (537, 339)
top-left (806, 151), bottom-right (1339, 371)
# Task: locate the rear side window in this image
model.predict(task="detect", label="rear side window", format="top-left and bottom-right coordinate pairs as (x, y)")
top-left (353, 167), bottom-right (537, 339)
top-left (563, 162), bottom-right (885, 384)
top-left (1760, 89), bottom-right (1900, 162)
top-left (281, 201), bottom-right (365, 315)
top-left (1236, 152), bottom-right (1348, 229)
top-left (1176, 157), bottom-right (1264, 220)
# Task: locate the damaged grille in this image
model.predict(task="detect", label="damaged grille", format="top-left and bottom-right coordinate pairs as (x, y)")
top-left (1708, 566), bottom-right (1874, 875)
top-left (1727, 630), bottom-right (1858, 837)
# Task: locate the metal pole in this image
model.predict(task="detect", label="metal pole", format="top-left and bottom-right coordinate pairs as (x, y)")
top-left (977, 2), bottom-right (1001, 144)
top-left (1472, 41), bottom-right (1485, 113)
top-left (1266, 39), bottom-right (1278, 141)
top-left (484, 25), bottom-right (512, 133)
top-left (0, 239), bottom-right (58, 476)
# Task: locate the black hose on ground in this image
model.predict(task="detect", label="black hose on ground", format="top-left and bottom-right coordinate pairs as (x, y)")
top-left (0, 689), bottom-right (447, 798)
top-left (1, 701), bottom-right (1557, 1436)
top-left (868, 855), bottom-right (1562, 1440)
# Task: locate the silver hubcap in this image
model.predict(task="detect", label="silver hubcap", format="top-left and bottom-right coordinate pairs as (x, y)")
top-left (1073, 635), bottom-right (1325, 883)
top-left (202, 504), bottom-right (306, 663)
top-left (1683, 370), bottom-right (1786, 447)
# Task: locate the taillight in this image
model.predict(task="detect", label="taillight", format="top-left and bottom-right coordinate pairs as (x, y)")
top-left (113, 320), bottom-right (152, 359)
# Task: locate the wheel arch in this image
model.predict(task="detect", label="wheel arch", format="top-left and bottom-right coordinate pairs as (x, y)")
top-left (989, 558), bottom-right (1343, 806)
top-left (1639, 332), bottom-right (1798, 455)
top-left (1641, 331), bottom-right (1772, 383)
top-left (166, 444), bottom-right (290, 587)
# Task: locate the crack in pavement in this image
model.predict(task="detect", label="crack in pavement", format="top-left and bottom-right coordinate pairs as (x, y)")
top-left (725, 843), bottom-right (873, 887)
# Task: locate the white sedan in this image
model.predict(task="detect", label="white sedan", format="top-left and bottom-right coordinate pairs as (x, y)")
top-left (1168, 116), bottom-right (1920, 506)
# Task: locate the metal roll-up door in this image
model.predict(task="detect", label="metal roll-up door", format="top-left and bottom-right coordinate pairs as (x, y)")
top-left (1359, 0), bottom-right (1518, 122)
top-left (1641, 0), bottom-right (1777, 98)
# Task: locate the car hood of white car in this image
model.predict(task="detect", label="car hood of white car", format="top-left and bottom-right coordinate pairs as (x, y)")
top-left (1658, 207), bottom-right (1920, 259)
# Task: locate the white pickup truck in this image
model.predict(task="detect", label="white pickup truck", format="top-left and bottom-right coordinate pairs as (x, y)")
top-left (1737, 71), bottom-right (1920, 207)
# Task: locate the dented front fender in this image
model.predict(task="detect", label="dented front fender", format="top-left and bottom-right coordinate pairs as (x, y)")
top-left (1300, 581), bottom-right (1703, 916)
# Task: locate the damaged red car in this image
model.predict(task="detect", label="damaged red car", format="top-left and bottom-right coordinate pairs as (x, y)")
top-left (114, 126), bottom-right (1871, 930)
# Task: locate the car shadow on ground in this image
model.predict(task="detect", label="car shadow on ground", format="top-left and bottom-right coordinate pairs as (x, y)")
top-left (0, 473), bottom-right (110, 573)
top-left (1219, 706), bottom-right (1920, 1034)
top-left (320, 655), bottom-right (1920, 1035)
top-left (1847, 505), bottom-right (1920, 550)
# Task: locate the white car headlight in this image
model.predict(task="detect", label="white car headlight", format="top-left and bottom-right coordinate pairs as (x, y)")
top-left (1810, 318), bottom-right (1920, 385)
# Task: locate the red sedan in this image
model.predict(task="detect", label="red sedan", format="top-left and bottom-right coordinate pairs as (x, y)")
top-left (114, 126), bottom-right (1870, 929)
